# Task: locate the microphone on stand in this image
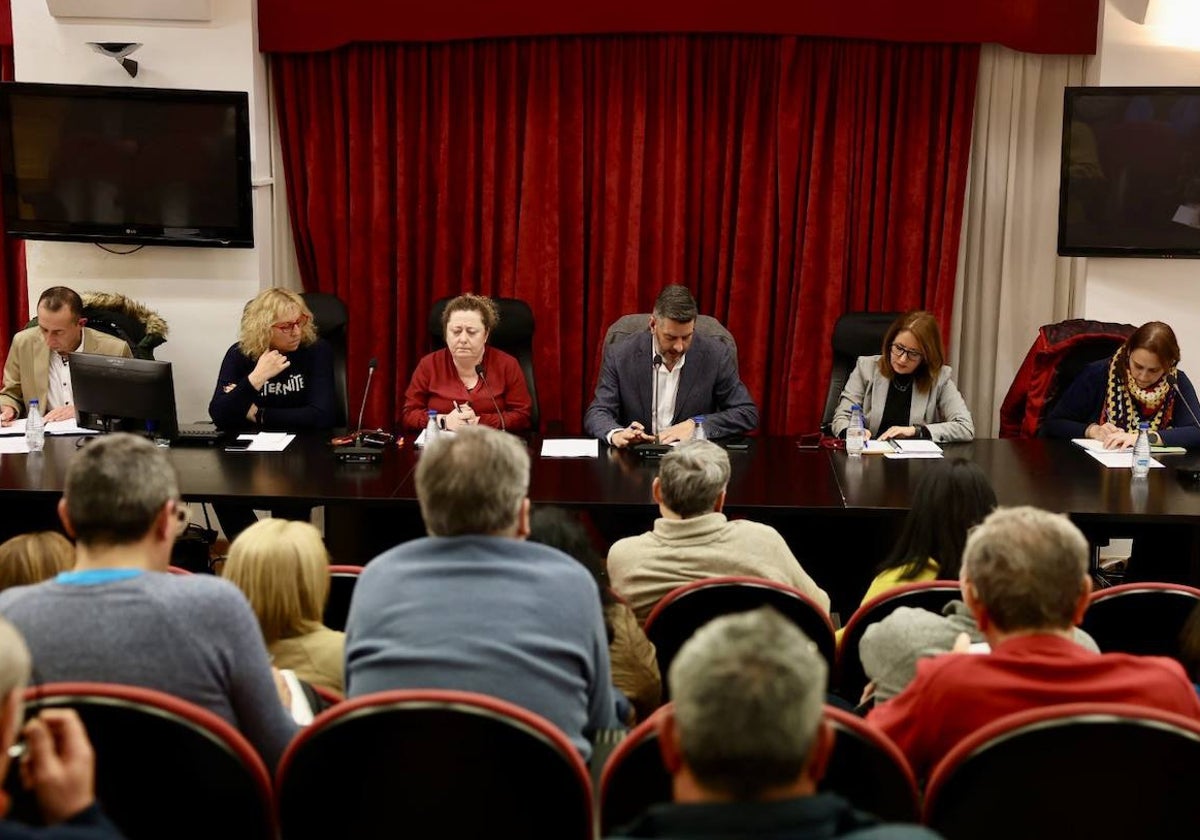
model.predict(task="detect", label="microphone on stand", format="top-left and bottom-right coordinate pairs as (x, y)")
top-left (1167, 373), bottom-right (1200, 430)
top-left (336, 357), bottom-right (382, 464)
top-left (354, 357), bottom-right (378, 445)
top-left (651, 353), bottom-right (663, 440)
top-left (1164, 373), bottom-right (1200, 482)
top-left (475, 363), bottom-right (506, 433)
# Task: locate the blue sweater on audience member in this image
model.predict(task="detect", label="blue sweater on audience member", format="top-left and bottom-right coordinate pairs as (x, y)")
top-left (344, 535), bottom-right (620, 759)
top-left (0, 805), bottom-right (125, 840)
top-left (1043, 359), bottom-right (1200, 448)
top-left (208, 339), bottom-right (336, 431)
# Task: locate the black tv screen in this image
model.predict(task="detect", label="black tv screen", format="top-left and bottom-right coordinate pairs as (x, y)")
top-left (0, 82), bottom-right (253, 248)
top-left (1059, 86), bottom-right (1200, 258)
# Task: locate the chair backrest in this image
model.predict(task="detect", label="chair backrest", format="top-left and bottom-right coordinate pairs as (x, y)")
top-left (276, 689), bottom-right (593, 840)
top-left (820, 312), bottom-right (901, 433)
top-left (835, 581), bottom-right (963, 701)
top-left (322, 564), bottom-right (363, 632)
top-left (166, 564), bottom-right (194, 575)
top-left (821, 705), bottom-right (920, 822)
top-left (999, 318), bottom-right (1135, 438)
top-left (301, 292), bottom-right (350, 429)
top-left (429, 297), bottom-right (540, 431)
top-left (5, 682), bottom-right (274, 840)
top-left (1081, 582), bottom-right (1200, 660)
top-left (30, 292), bottom-right (170, 360)
top-left (643, 577), bottom-right (836, 700)
top-left (599, 704), bottom-right (917, 833)
top-left (602, 313), bottom-right (738, 370)
top-left (923, 702), bottom-right (1200, 839)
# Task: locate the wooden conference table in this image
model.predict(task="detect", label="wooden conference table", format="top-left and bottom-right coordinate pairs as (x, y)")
top-left (3, 434), bottom-right (1199, 616)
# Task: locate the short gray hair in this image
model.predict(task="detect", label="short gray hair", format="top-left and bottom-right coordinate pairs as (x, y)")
top-left (670, 608), bottom-right (827, 800)
top-left (415, 426), bottom-right (530, 536)
top-left (657, 440), bottom-right (730, 518)
top-left (0, 617), bottom-right (31, 701)
top-left (652, 285), bottom-right (698, 323)
top-left (962, 506), bottom-right (1089, 633)
top-left (65, 433), bottom-right (179, 548)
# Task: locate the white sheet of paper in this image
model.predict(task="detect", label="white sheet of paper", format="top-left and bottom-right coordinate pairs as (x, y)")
top-left (884, 451), bottom-right (945, 460)
top-left (1085, 449), bottom-right (1164, 469)
top-left (540, 439), bottom-right (599, 458)
top-left (236, 432), bottom-right (295, 452)
top-left (415, 427), bottom-right (458, 448)
top-left (0, 438), bottom-right (29, 453)
top-left (4, 419), bottom-right (96, 436)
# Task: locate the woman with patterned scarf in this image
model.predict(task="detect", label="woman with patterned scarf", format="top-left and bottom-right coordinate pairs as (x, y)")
top-left (1044, 321), bottom-right (1200, 449)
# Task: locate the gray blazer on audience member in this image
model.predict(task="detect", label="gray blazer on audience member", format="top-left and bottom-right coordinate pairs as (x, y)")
top-left (831, 355), bottom-right (974, 442)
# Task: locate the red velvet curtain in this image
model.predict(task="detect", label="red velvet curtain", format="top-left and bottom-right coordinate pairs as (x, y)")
top-left (274, 35), bottom-right (978, 435)
top-left (0, 45), bottom-right (26, 348)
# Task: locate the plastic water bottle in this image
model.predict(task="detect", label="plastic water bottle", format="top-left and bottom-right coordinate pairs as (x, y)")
top-left (1132, 421), bottom-right (1151, 478)
top-left (425, 409), bottom-right (441, 446)
top-left (846, 404), bottom-right (866, 456)
top-left (692, 416), bottom-right (707, 441)
top-left (25, 399), bottom-right (44, 453)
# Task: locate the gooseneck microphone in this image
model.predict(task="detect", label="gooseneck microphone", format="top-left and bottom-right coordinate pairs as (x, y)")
top-left (354, 357), bottom-right (378, 444)
top-left (1167, 372), bottom-right (1200, 430)
top-left (651, 353), bottom-right (663, 439)
top-left (475, 363), bottom-right (506, 433)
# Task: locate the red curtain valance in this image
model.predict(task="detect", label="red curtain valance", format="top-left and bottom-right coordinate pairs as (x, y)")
top-left (258, 0), bottom-right (1098, 56)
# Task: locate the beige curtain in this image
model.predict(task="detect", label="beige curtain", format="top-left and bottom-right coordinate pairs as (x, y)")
top-left (950, 45), bottom-right (1090, 438)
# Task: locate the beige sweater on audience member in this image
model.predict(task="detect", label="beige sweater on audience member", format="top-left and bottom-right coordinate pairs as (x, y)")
top-left (607, 512), bottom-right (831, 623)
top-left (270, 626), bottom-right (346, 696)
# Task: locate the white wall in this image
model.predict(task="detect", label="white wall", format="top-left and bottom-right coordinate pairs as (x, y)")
top-left (10, 0), bottom-right (275, 421)
top-left (1086, 1), bottom-right (1200, 347)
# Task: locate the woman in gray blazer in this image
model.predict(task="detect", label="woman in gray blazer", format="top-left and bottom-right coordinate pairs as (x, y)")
top-left (830, 310), bottom-right (974, 443)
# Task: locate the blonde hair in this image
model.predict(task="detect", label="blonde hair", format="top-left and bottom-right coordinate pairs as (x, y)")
top-left (0, 532), bottom-right (74, 592)
top-left (237, 288), bottom-right (318, 359)
top-left (222, 519), bottom-right (330, 644)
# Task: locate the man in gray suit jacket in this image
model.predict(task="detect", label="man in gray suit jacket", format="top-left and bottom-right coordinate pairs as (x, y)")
top-left (584, 286), bottom-right (758, 446)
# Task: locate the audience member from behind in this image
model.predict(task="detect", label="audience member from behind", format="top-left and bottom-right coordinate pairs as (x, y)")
top-left (0, 286), bottom-right (132, 425)
top-left (400, 293), bottom-right (533, 433)
top-left (0, 618), bottom-right (127, 839)
top-left (0, 532), bottom-right (73, 593)
top-left (345, 426), bottom-right (619, 758)
top-left (831, 310), bottom-right (973, 443)
top-left (607, 440), bottom-right (829, 623)
top-left (223, 518), bottom-right (345, 696)
top-left (858, 459), bottom-right (996, 608)
top-left (868, 506), bottom-right (1200, 779)
top-left (0, 434), bottom-right (296, 769)
top-left (529, 506), bottom-right (661, 722)
top-left (608, 608), bottom-right (938, 840)
top-left (1044, 320), bottom-right (1200, 449)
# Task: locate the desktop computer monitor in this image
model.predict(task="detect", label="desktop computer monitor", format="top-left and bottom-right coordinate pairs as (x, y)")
top-left (70, 353), bottom-right (179, 439)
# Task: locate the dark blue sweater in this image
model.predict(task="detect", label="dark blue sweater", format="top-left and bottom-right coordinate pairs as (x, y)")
top-left (1043, 358), bottom-right (1200, 448)
top-left (208, 339), bottom-right (336, 431)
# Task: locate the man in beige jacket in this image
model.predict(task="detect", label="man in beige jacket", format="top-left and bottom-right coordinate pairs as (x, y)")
top-left (0, 286), bottom-right (131, 423)
top-left (608, 440), bottom-right (830, 622)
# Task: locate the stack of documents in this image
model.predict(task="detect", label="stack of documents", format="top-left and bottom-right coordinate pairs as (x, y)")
top-left (540, 439), bottom-right (599, 458)
top-left (860, 439), bottom-right (944, 459)
top-left (1072, 438), bottom-right (1165, 470)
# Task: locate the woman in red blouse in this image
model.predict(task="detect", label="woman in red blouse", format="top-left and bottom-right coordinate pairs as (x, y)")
top-left (401, 294), bottom-right (533, 434)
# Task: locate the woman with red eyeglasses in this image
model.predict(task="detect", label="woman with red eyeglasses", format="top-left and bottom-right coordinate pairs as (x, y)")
top-left (208, 288), bottom-right (336, 432)
top-left (831, 310), bottom-right (975, 443)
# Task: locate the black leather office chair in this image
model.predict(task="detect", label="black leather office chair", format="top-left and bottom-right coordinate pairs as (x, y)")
top-left (301, 292), bottom-right (349, 429)
top-left (820, 311), bottom-right (900, 434)
top-left (429, 297), bottom-right (539, 432)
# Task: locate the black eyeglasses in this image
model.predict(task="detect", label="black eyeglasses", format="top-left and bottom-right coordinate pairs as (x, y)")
top-left (890, 343), bottom-right (924, 362)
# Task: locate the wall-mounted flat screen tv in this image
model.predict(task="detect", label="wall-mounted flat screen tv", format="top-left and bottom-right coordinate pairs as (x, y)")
top-left (1059, 86), bottom-right (1200, 258)
top-left (0, 82), bottom-right (253, 248)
